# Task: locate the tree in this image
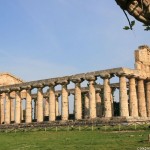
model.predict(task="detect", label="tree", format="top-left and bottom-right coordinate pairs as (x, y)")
top-left (115, 0), bottom-right (150, 30)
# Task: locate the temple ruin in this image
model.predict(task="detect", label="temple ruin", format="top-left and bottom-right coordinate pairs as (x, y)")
top-left (0, 45), bottom-right (150, 125)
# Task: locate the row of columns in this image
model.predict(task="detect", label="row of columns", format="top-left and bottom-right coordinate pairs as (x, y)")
top-left (0, 75), bottom-right (150, 125)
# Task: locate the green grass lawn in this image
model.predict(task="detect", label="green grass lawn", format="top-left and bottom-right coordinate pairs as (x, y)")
top-left (0, 130), bottom-right (149, 150)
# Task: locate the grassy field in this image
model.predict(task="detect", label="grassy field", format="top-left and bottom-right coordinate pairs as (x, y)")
top-left (0, 130), bottom-right (150, 150)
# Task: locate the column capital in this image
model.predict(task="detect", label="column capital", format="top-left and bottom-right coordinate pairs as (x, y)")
top-left (100, 72), bottom-right (112, 79)
top-left (85, 75), bottom-right (96, 81)
top-left (32, 83), bottom-right (43, 89)
top-left (116, 72), bottom-right (128, 77)
top-left (57, 80), bottom-right (69, 85)
top-left (71, 78), bottom-right (83, 84)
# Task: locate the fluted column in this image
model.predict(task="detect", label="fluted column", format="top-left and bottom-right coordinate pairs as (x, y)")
top-left (44, 98), bottom-right (49, 117)
top-left (37, 87), bottom-right (44, 122)
top-left (146, 81), bottom-right (150, 117)
top-left (5, 92), bottom-right (10, 124)
top-left (119, 75), bottom-right (129, 117)
top-left (55, 94), bottom-right (60, 117)
top-left (34, 99), bottom-right (37, 120)
top-left (84, 93), bottom-right (89, 119)
top-left (61, 82), bottom-right (69, 121)
top-left (128, 77), bottom-right (138, 117)
top-left (102, 75), bottom-right (112, 117)
top-left (10, 99), bottom-right (15, 122)
top-left (72, 78), bottom-right (82, 120)
top-left (88, 77), bottom-right (96, 119)
top-left (137, 79), bottom-right (147, 117)
top-left (15, 91), bottom-right (21, 123)
top-left (96, 91), bottom-right (102, 117)
top-left (26, 88), bottom-right (32, 123)
top-left (0, 95), bottom-right (4, 124)
top-left (49, 85), bottom-right (56, 121)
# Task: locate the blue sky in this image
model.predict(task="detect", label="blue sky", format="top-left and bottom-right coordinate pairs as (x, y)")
top-left (0, 0), bottom-right (149, 81)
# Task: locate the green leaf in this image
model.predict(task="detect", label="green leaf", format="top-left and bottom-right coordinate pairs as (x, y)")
top-left (123, 26), bottom-right (130, 30)
top-left (131, 20), bottom-right (135, 27)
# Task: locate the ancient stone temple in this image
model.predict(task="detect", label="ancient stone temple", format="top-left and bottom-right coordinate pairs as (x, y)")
top-left (0, 45), bottom-right (150, 125)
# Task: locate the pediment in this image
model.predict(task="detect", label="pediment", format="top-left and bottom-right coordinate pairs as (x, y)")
top-left (0, 73), bottom-right (24, 86)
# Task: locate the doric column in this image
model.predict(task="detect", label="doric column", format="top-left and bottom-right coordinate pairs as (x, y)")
top-left (72, 78), bottom-right (82, 120)
top-left (0, 94), bottom-right (4, 124)
top-left (137, 78), bottom-right (147, 117)
top-left (15, 91), bottom-right (21, 123)
top-left (84, 93), bottom-right (89, 119)
top-left (49, 84), bottom-right (56, 121)
top-left (61, 81), bottom-right (69, 121)
top-left (146, 81), bottom-right (150, 117)
top-left (101, 73), bottom-right (112, 117)
top-left (26, 87), bottom-right (32, 123)
top-left (10, 99), bottom-right (15, 122)
top-left (37, 87), bottom-right (44, 122)
top-left (119, 74), bottom-right (129, 117)
top-left (128, 76), bottom-right (138, 117)
top-left (55, 93), bottom-right (60, 117)
top-left (96, 91), bottom-right (102, 117)
top-left (86, 76), bottom-right (96, 119)
top-left (34, 99), bottom-right (37, 120)
top-left (44, 98), bottom-right (49, 117)
top-left (20, 99), bottom-right (24, 121)
top-left (5, 92), bottom-right (10, 124)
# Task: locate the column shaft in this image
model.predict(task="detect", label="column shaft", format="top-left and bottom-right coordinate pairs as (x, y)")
top-left (96, 92), bottom-right (102, 117)
top-left (34, 100), bottom-right (37, 120)
top-left (129, 78), bottom-right (138, 117)
top-left (89, 80), bottom-right (96, 119)
top-left (10, 99), bottom-right (15, 122)
top-left (37, 88), bottom-right (43, 122)
top-left (44, 98), bottom-right (49, 117)
top-left (26, 90), bottom-right (32, 123)
top-left (55, 96), bottom-right (59, 116)
top-left (15, 91), bottom-right (21, 123)
top-left (49, 86), bottom-right (56, 121)
top-left (75, 83), bottom-right (82, 120)
top-left (0, 95), bottom-right (4, 124)
top-left (146, 82), bottom-right (150, 117)
top-left (84, 93), bottom-right (89, 119)
top-left (104, 78), bottom-right (112, 117)
top-left (5, 93), bottom-right (10, 124)
top-left (137, 79), bottom-right (147, 117)
top-left (61, 84), bottom-right (68, 121)
top-left (119, 76), bottom-right (129, 117)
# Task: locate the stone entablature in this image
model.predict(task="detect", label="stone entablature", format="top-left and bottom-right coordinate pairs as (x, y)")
top-left (0, 45), bottom-right (150, 125)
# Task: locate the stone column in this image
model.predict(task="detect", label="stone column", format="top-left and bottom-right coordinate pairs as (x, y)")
top-left (146, 81), bottom-right (150, 117)
top-left (37, 87), bottom-right (43, 122)
top-left (137, 79), bottom-right (147, 117)
top-left (44, 98), bottom-right (49, 117)
top-left (26, 88), bottom-right (32, 123)
top-left (102, 75), bottom-right (112, 117)
top-left (72, 79), bottom-right (82, 120)
top-left (128, 77), bottom-right (138, 117)
top-left (34, 99), bottom-right (37, 120)
top-left (49, 85), bottom-right (56, 121)
top-left (0, 95), bottom-right (4, 124)
top-left (119, 75), bottom-right (129, 117)
top-left (20, 99), bottom-right (24, 121)
top-left (88, 77), bottom-right (96, 119)
top-left (84, 93), bottom-right (89, 119)
top-left (55, 94), bottom-right (60, 117)
top-left (96, 91), bottom-right (102, 117)
top-left (5, 92), bottom-right (10, 124)
top-left (61, 82), bottom-right (69, 121)
top-left (10, 99), bottom-right (15, 122)
top-left (15, 91), bottom-right (21, 123)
